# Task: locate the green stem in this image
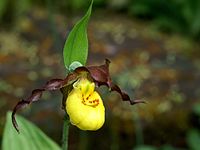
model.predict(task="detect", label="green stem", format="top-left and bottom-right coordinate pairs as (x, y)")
top-left (62, 115), bottom-right (70, 150)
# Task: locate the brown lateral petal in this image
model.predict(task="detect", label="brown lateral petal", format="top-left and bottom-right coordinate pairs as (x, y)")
top-left (110, 83), bottom-right (145, 105)
top-left (86, 59), bottom-right (144, 105)
top-left (44, 79), bottom-right (64, 90)
top-left (12, 73), bottom-right (79, 132)
top-left (12, 89), bottom-right (44, 132)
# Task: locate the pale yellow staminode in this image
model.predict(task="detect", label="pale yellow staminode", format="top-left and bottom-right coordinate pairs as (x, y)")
top-left (66, 78), bottom-right (105, 130)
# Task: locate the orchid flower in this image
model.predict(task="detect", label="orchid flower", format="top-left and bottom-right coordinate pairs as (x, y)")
top-left (12, 59), bottom-right (144, 132)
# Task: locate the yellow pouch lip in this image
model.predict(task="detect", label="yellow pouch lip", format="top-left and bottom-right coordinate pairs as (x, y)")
top-left (66, 78), bottom-right (105, 131)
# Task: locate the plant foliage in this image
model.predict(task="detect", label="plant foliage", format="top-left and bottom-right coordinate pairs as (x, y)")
top-left (63, 0), bottom-right (93, 68)
top-left (2, 112), bottom-right (61, 150)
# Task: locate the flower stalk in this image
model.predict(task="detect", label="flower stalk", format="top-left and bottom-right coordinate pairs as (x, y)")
top-left (62, 115), bottom-right (70, 150)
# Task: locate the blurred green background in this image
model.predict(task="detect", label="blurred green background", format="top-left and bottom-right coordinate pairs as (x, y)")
top-left (0, 0), bottom-right (200, 150)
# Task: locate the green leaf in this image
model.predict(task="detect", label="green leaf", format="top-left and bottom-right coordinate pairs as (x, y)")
top-left (2, 112), bottom-right (61, 150)
top-left (63, 0), bottom-right (93, 69)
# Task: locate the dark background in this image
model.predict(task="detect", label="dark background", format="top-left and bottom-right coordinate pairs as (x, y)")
top-left (0, 0), bottom-right (200, 149)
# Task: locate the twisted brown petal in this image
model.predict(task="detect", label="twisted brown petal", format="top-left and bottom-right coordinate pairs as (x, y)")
top-left (12, 73), bottom-right (79, 132)
top-left (110, 83), bottom-right (145, 105)
top-left (12, 89), bottom-right (44, 132)
top-left (86, 59), bottom-right (145, 105)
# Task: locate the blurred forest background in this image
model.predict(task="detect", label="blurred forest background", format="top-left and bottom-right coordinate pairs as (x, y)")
top-left (1, 0), bottom-right (200, 150)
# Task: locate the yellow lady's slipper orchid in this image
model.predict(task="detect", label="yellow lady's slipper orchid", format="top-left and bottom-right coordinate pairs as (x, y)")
top-left (66, 78), bottom-right (105, 130)
top-left (12, 59), bottom-right (143, 132)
